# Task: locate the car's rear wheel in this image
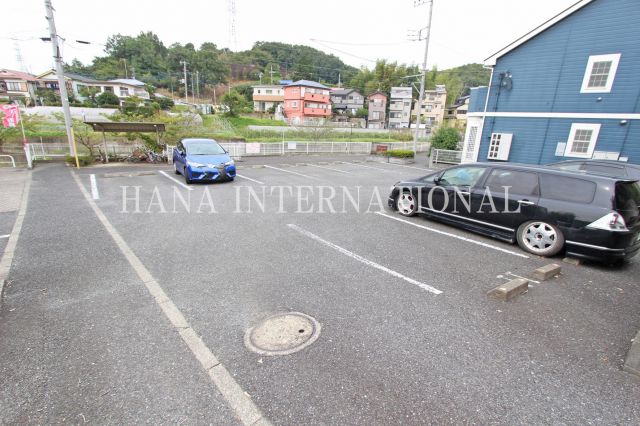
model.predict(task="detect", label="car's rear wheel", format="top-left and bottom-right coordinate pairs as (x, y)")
top-left (516, 220), bottom-right (564, 256)
top-left (396, 191), bottom-right (417, 217)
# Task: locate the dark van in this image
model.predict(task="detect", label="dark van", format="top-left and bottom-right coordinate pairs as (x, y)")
top-left (388, 163), bottom-right (640, 262)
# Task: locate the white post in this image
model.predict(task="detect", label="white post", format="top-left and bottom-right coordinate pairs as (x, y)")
top-left (15, 105), bottom-right (32, 169)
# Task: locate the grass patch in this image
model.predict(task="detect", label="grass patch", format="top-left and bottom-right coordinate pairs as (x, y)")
top-left (226, 115), bottom-right (286, 128)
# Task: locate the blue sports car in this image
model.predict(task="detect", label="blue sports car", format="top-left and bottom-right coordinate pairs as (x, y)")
top-left (173, 138), bottom-right (236, 184)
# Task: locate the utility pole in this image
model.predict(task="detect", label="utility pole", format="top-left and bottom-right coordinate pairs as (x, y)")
top-left (122, 58), bottom-right (128, 78)
top-left (195, 71), bottom-right (200, 101)
top-left (44, 0), bottom-right (78, 164)
top-left (180, 60), bottom-right (188, 103)
top-left (338, 73), bottom-right (341, 88)
top-left (131, 66), bottom-right (136, 80)
top-left (412, 0), bottom-right (434, 155)
top-left (269, 64), bottom-right (276, 84)
top-left (190, 72), bottom-right (195, 104)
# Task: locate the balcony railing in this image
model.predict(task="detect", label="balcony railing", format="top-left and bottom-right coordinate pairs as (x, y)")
top-left (303, 107), bottom-right (331, 116)
top-left (303, 92), bottom-right (329, 102)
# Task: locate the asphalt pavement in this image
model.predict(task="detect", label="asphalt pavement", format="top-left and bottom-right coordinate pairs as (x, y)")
top-left (1, 159), bottom-right (639, 424)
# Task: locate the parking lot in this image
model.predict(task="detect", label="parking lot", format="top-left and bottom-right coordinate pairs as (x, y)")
top-left (1, 158), bottom-right (639, 424)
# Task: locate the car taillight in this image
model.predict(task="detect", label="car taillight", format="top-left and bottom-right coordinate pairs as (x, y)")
top-left (587, 212), bottom-right (629, 232)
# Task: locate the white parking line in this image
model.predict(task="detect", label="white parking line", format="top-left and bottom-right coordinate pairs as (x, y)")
top-left (342, 162), bottom-right (396, 173)
top-left (89, 174), bottom-right (99, 200)
top-left (235, 173), bottom-right (265, 185)
top-left (375, 212), bottom-right (529, 258)
top-left (71, 173), bottom-right (269, 426)
top-left (158, 170), bottom-right (194, 191)
top-left (264, 165), bottom-right (319, 180)
top-left (306, 163), bottom-right (353, 174)
top-left (0, 234), bottom-right (10, 239)
top-left (377, 162), bottom-right (432, 172)
top-left (287, 224), bottom-right (442, 295)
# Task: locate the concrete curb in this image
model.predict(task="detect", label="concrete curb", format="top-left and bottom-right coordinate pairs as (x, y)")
top-left (0, 173), bottom-right (32, 304)
top-left (623, 330), bottom-right (640, 378)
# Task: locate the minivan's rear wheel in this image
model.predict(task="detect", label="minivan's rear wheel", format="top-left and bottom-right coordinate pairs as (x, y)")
top-left (396, 191), bottom-right (417, 217)
top-left (516, 220), bottom-right (564, 256)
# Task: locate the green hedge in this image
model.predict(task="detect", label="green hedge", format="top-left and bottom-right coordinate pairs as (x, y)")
top-left (384, 149), bottom-right (414, 158)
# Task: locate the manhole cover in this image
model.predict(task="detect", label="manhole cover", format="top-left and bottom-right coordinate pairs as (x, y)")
top-left (245, 312), bottom-right (321, 356)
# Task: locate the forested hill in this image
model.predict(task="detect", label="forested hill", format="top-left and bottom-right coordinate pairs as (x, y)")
top-left (65, 32), bottom-right (358, 88)
top-left (65, 31), bottom-right (490, 103)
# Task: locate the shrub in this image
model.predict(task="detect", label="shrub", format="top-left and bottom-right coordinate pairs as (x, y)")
top-left (96, 91), bottom-right (121, 107)
top-left (65, 155), bottom-right (94, 166)
top-left (384, 149), bottom-right (414, 158)
top-left (156, 97), bottom-right (175, 110)
top-left (430, 126), bottom-right (460, 151)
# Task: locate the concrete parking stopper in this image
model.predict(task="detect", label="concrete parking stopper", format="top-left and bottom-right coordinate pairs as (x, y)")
top-left (532, 263), bottom-right (561, 281)
top-left (487, 278), bottom-right (529, 301)
top-left (623, 330), bottom-right (640, 378)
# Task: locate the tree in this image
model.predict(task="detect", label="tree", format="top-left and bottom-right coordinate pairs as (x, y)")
top-left (221, 92), bottom-right (249, 117)
top-left (430, 126), bottom-right (460, 151)
top-left (156, 96), bottom-right (174, 110)
top-left (291, 52), bottom-right (315, 81)
top-left (79, 86), bottom-right (100, 106)
top-left (354, 107), bottom-right (368, 119)
top-left (96, 91), bottom-right (120, 107)
top-left (0, 112), bottom-right (43, 150)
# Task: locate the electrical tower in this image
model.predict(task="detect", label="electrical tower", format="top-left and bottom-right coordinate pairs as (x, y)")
top-left (14, 41), bottom-right (29, 73)
top-left (228, 0), bottom-right (237, 50)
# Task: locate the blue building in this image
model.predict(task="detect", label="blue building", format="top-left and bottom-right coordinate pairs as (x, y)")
top-left (462, 0), bottom-right (640, 166)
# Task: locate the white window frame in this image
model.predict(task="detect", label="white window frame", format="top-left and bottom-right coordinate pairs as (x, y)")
top-left (487, 132), bottom-right (513, 161)
top-left (563, 123), bottom-right (601, 158)
top-left (6, 81), bottom-right (22, 91)
top-left (580, 53), bottom-right (621, 93)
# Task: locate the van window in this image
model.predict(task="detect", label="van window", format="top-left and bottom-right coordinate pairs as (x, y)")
top-left (615, 182), bottom-right (640, 226)
top-left (540, 174), bottom-right (596, 203)
top-left (485, 169), bottom-right (539, 196)
top-left (581, 163), bottom-right (627, 177)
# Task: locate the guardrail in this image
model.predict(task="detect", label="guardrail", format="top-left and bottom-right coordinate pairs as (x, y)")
top-left (0, 155), bottom-right (16, 167)
top-left (431, 149), bottom-right (462, 165)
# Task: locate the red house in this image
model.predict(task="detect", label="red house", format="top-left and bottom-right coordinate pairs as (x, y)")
top-left (283, 80), bottom-right (331, 124)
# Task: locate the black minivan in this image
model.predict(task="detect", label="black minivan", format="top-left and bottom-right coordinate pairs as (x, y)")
top-left (388, 163), bottom-right (640, 262)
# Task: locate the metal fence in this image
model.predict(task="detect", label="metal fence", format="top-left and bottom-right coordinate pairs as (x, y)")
top-left (26, 141), bottom-right (431, 164)
top-left (29, 142), bottom-right (142, 160)
top-left (431, 149), bottom-right (462, 165)
top-left (166, 141), bottom-right (430, 164)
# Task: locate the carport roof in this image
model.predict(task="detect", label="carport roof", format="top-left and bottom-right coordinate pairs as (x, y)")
top-left (84, 121), bottom-right (165, 133)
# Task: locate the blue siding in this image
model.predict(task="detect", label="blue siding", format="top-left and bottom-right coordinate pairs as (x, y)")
top-left (472, 0), bottom-right (640, 165)
top-left (478, 117), bottom-right (640, 164)
top-left (468, 87), bottom-right (488, 112)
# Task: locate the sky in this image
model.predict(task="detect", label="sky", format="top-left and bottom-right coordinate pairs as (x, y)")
top-left (2, 0), bottom-right (579, 75)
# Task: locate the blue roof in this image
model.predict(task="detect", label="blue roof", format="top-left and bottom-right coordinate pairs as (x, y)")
top-left (110, 78), bottom-right (146, 87)
top-left (286, 80), bottom-right (329, 89)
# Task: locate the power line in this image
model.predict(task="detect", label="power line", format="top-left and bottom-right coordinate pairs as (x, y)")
top-left (310, 39), bottom-right (377, 63)
top-left (309, 38), bottom-right (412, 47)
